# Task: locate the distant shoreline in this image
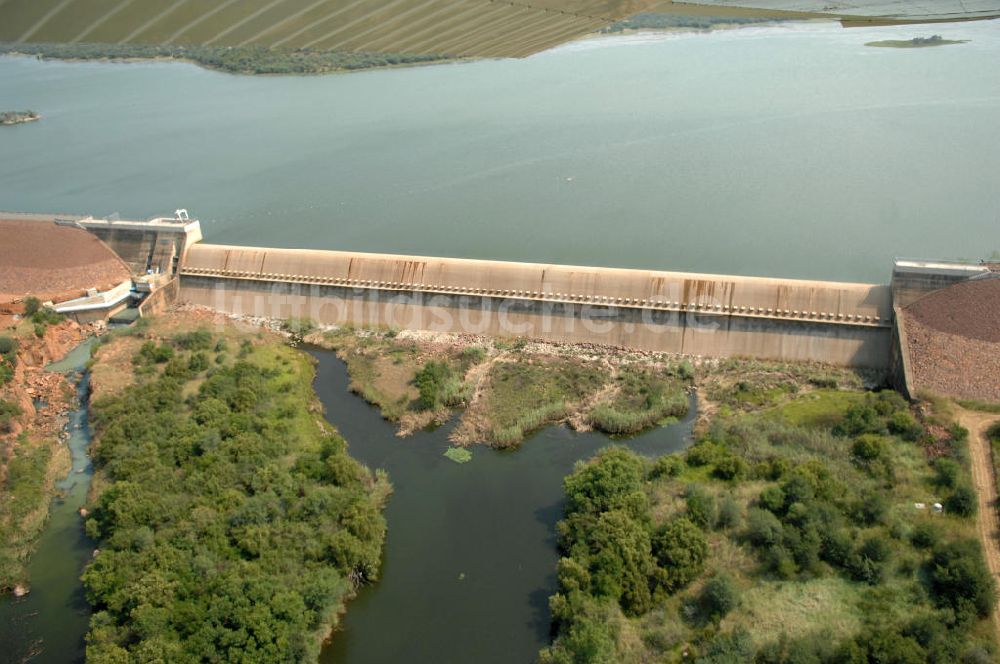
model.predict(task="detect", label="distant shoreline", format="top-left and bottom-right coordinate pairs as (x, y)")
top-left (0, 43), bottom-right (455, 77)
top-left (866, 36), bottom-right (969, 49)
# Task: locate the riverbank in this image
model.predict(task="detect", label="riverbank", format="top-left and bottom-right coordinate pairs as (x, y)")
top-left (0, 317), bottom-right (91, 594)
top-left (0, 43), bottom-right (453, 76)
top-left (542, 370), bottom-right (998, 662)
top-left (302, 320), bottom-right (879, 448)
top-left (0, 110), bottom-right (39, 126)
top-left (80, 311), bottom-right (390, 660)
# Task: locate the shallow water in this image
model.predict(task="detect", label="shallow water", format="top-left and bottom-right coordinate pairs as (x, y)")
top-left (310, 350), bottom-right (695, 663)
top-left (0, 344), bottom-right (95, 663)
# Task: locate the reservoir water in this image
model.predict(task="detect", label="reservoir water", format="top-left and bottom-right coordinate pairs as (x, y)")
top-left (309, 350), bottom-right (695, 663)
top-left (2, 21), bottom-right (999, 283)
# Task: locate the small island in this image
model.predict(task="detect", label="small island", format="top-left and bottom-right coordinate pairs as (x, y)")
top-left (0, 110), bottom-right (40, 126)
top-left (866, 35), bottom-right (968, 48)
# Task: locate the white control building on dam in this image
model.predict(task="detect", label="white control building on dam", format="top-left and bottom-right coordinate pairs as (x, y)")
top-left (3, 213), bottom-right (998, 395)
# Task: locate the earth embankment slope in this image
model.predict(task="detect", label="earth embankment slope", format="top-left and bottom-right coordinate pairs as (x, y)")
top-left (0, 219), bottom-right (131, 306)
top-left (902, 278), bottom-right (1000, 402)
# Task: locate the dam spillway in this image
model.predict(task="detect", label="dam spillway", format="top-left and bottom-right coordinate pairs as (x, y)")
top-left (178, 243), bottom-right (894, 368)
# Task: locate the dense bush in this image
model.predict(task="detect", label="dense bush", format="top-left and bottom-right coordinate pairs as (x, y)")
top-left (699, 573), bottom-right (740, 621)
top-left (548, 448), bottom-right (709, 660)
top-left (928, 539), bottom-right (996, 622)
top-left (82, 336), bottom-right (389, 661)
top-left (415, 360), bottom-right (453, 410)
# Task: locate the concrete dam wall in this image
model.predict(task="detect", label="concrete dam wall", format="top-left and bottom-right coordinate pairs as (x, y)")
top-left (179, 244), bottom-right (893, 368)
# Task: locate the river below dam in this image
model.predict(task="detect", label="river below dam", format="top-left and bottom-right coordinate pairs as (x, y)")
top-left (0, 340), bottom-right (97, 663)
top-left (0, 344), bottom-right (694, 663)
top-left (311, 350), bottom-right (695, 663)
top-left (2, 21), bottom-right (1000, 283)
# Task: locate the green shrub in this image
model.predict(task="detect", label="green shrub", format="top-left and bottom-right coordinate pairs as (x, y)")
top-left (834, 402), bottom-right (881, 437)
top-left (0, 398), bottom-right (22, 432)
top-left (564, 447), bottom-right (648, 521)
top-left (649, 454), bottom-right (684, 479)
top-left (852, 433), bottom-right (887, 462)
top-left (746, 507), bottom-right (783, 547)
top-left (652, 517), bottom-right (708, 593)
top-left (686, 441), bottom-right (726, 466)
top-left (695, 628), bottom-right (754, 664)
top-left (910, 521), bottom-right (941, 549)
top-left (281, 317), bottom-right (316, 336)
top-left (928, 539), bottom-right (996, 621)
top-left (415, 360), bottom-right (453, 410)
top-left (0, 336), bottom-right (17, 355)
top-left (699, 573), bottom-right (740, 621)
top-left (172, 329), bottom-right (213, 350)
top-left (888, 411), bottom-right (924, 441)
top-left (461, 346), bottom-right (487, 365)
top-left (934, 457), bottom-right (963, 489)
top-left (945, 484), bottom-right (977, 518)
top-left (717, 495), bottom-right (741, 529)
top-left (685, 485), bottom-right (717, 529)
top-left (188, 352), bottom-right (210, 373)
top-left (712, 454), bottom-right (747, 480)
top-left (22, 296), bottom-right (40, 316)
top-left (987, 421), bottom-right (1000, 443)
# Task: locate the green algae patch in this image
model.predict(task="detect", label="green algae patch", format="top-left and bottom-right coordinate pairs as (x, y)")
top-left (444, 447), bottom-right (473, 464)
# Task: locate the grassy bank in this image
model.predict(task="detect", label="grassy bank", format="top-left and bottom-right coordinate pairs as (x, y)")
top-left (82, 316), bottom-right (389, 660)
top-left (0, 42), bottom-right (452, 76)
top-left (314, 327), bottom-right (694, 446)
top-left (542, 367), bottom-right (996, 662)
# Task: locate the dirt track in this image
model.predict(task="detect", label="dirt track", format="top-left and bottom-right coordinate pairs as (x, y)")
top-left (957, 408), bottom-right (1000, 639)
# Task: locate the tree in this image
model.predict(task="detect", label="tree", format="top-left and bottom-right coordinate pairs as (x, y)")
top-left (929, 539), bottom-right (996, 621)
top-left (414, 360), bottom-right (452, 410)
top-left (945, 484), bottom-right (977, 518)
top-left (652, 517), bottom-right (708, 593)
top-left (700, 574), bottom-right (740, 621)
top-left (685, 485), bottom-right (717, 529)
top-left (564, 447), bottom-right (648, 522)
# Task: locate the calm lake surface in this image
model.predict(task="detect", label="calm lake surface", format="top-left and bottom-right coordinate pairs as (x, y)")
top-left (310, 350), bottom-right (695, 663)
top-left (2, 21), bottom-right (999, 283)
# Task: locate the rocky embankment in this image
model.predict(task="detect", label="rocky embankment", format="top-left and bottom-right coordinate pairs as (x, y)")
top-left (0, 319), bottom-right (92, 593)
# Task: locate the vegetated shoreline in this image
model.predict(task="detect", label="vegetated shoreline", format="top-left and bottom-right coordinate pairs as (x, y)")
top-left (80, 310), bottom-right (390, 660)
top-left (0, 42), bottom-right (457, 77)
top-left (0, 110), bottom-right (40, 126)
top-left (540, 366), bottom-right (999, 662)
top-left (866, 35), bottom-right (969, 48)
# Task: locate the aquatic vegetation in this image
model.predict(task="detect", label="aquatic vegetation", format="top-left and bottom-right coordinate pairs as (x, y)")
top-left (443, 447), bottom-right (473, 464)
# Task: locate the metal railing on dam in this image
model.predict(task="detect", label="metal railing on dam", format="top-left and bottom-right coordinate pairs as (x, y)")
top-left (178, 244), bottom-right (893, 368)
